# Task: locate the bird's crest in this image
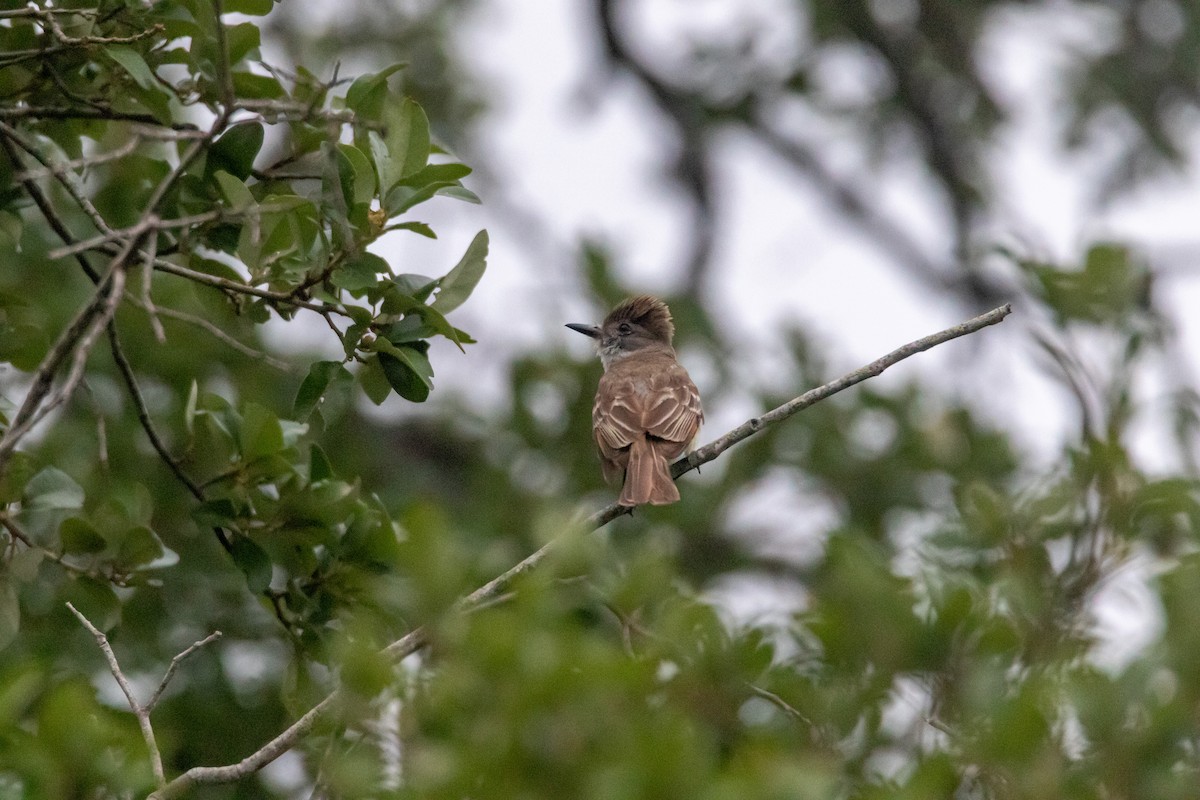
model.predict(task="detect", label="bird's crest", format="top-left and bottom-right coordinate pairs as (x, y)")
top-left (604, 295), bottom-right (675, 343)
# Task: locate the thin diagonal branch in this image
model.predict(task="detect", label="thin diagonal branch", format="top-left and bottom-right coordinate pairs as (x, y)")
top-left (146, 631), bottom-right (224, 712)
top-left (0, 234), bottom-right (135, 470)
top-left (69, 603), bottom-right (222, 790)
top-left (68, 602), bottom-right (167, 788)
top-left (673, 303), bottom-right (1014, 473)
top-left (150, 303), bottom-right (1013, 798)
top-left (105, 325), bottom-right (207, 504)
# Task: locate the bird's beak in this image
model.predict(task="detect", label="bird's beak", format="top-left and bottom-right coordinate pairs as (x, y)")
top-left (565, 323), bottom-right (601, 339)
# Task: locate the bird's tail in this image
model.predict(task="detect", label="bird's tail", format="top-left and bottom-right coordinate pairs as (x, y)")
top-left (621, 436), bottom-right (680, 506)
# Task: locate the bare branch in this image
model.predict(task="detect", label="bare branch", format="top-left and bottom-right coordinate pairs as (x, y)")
top-left (68, 603), bottom-right (222, 790)
top-left (0, 513), bottom-right (113, 582)
top-left (124, 299), bottom-right (292, 371)
top-left (105, 326), bottom-right (207, 504)
top-left (147, 254), bottom-right (352, 317)
top-left (673, 303), bottom-right (1015, 474)
top-left (146, 631), bottom-right (224, 712)
top-left (67, 602), bottom-right (167, 788)
top-left (150, 303), bottom-right (1013, 796)
top-left (745, 682), bottom-right (817, 728)
top-left (0, 238), bottom-right (134, 470)
top-left (0, 120), bottom-right (116, 236)
top-left (150, 693), bottom-right (342, 799)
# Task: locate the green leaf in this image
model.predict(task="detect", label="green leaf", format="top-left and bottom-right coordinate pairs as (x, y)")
top-left (0, 210), bottom-right (21, 249)
top-left (381, 316), bottom-right (434, 345)
top-left (214, 170), bottom-right (255, 211)
top-left (224, 0), bottom-right (273, 16)
top-left (24, 467), bottom-right (84, 512)
top-left (436, 185), bottom-right (482, 204)
top-left (383, 181), bottom-right (456, 216)
top-left (118, 526), bottom-right (165, 567)
top-left (378, 344), bottom-right (434, 403)
top-left (224, 22), bottom-right (262, 64)
top-left (331, 252), bottom-right (391, 291)
top-left (0, 580), bottom-right (17, 650)
top-left (208, 123), bottom-right (264, 181)
top-left (184, 379), bottom-right (199, 435)
top-left (391, 274), bottom-right (438, 301)
top-left (295, 361), bottom-right (351, 419)
top-left (232, 70), bottom-right (285, 99)
top-left (343, 305), bottom-right (375, 326)
top-left (193, 498), bottom-right (239, 528)
top-left (59, 518), bottom-right (107, 555)
top-left (240, 402), bottom-right (284, 459)
top-left (230, 536), bottom-right (272, 593)
top-left (387, 221), bottom-right (436, 239)
top-left (413, 301), bottom-right (465, 351)
top-left (106, 47), bottom-right (157, 90)
top-left (432, 230), bottom-right (488, 313)
top-left (396, 162), bottom-right (472, 189)
top-left (345, 63), bottom-right (407, 121)
top-left (0, 451), bottom-right (35, 505)
top-left (359, 356), bottom-right (393, 405)
top-left (0, 323), bottom-right (48, 371)
top-left (322, 142), bottom-right (355, 247)
top-left (337, 144), bottom-right (377, 206)
top-left (340, 641), bottom-right (392, 697)
top-left (9, 548), bottom-right (43, 583)
top-left (310, 444), bottom-right (334, 482)
top-left (376, 98), bottom-right (430, 192)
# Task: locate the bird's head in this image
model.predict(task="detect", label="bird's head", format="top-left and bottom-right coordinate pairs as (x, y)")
top-left (567, 295), bottom-right (675, 368)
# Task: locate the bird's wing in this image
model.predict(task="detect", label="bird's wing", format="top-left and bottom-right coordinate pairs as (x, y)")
top-left (643, 365), bottom-right (703, 451)
top-left (593, 373), bottom-right (642, 454)
top-left (593, 363), bottom-right (703, 455)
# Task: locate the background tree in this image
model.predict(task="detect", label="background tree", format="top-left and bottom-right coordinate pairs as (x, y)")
top-left (2, 1), bottom-right (1199, 798)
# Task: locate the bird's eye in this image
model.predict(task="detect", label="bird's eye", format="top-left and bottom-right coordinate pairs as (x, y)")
top-left (618, 322), bottom-right (633, 335)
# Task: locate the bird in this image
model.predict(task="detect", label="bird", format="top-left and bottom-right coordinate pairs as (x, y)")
top-left (567, 295), bottom-right (703, 506)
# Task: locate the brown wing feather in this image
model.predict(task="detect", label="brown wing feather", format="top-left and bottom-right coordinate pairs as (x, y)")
top-left (642, 366), bottom-right (703, 452)
top-left (592, 358), bottom-right (703, 472)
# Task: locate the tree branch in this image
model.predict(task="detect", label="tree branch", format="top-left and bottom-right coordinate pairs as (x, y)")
top-left (67, 604), bottom-right (218, 789)
top-left (0, 233), bottom-right (135, 471)
top-left (149, 302), bottom-right (1013, 797)
top-left (674, 303), bottom-right (1014, 475)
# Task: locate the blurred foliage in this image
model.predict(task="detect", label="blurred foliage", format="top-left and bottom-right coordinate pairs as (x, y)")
top-left (1, 1), bottom-right (1199, 800)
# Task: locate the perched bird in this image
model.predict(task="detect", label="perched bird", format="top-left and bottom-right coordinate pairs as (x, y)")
top-left (567, 295), bottom-right (703, 506)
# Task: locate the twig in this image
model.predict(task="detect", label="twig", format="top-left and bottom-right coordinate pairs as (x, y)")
top-left (0, 512), bottom-right (105, 581)
top-left (0, 120), bottom-right (116, 236)
top-left (67, 602), bottom-right (167, 788)
top-left (0, 235), bottom-right (135, 470)
top-left (745, 682), bottom-right (817, 728)
top-left (150, 692), bottom-right (341, 798)
top-left (105, 326), bottom-right (207, 504)
top-left (673, 303), bottom-right (1014, 475)
top-left (140, 233), bottom-right (167, 343)
top-left (124, 299), bottom-right (292, 371)
top-left (0, 127), bottom-right (100, 282)
top-left (68, 602), bottom-right (222, 790)
top-left (48, 211), bottom-right (224, 260)
top-left (149, 303), bottom-right (1013, 797)
top-left (147, 631), bottom-right (224, 712)
top-left (146, 254), bottom-right (352, 316)
top-left (12, 132), bottom-right (140, 180)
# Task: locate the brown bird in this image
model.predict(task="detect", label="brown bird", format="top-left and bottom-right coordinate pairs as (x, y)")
top-left (567, 295), bottom-right (703, 506)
